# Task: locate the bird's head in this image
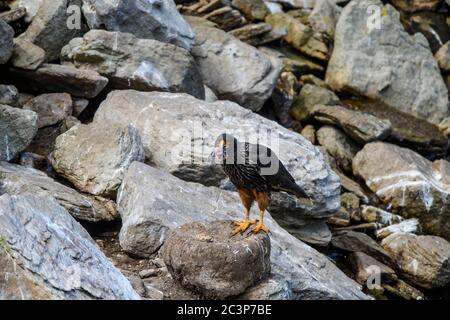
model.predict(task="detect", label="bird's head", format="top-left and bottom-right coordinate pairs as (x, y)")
top-left (211, 133), bottom-right (237, 164)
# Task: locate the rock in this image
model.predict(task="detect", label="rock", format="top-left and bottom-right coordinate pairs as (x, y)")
top-left (353, 142), bottom-right (450, 240)
top-left (263, 1), bottom-right (283, 14)
top-left (231, 0), bottom-right (269, 20)
top-left (191, 24), bottom-right (282, 111)
top-left (331, 231), bottom-right (394, 267)
top-left (0, 85), bottom-right (19, 106)
top-left (117, 162), bottom-right (368, 299)
top-left (283, 219), bottom-right (332, 246)
top-left (61, 116), bottom-right (80, 131)
top-left (204, 7), bottom-right (247, 31)
top-left (15, 93), bottom-right (35, 108)
top-left (300, 74), bottom-right (329, 88)
top-left (336, 171), bottom-right (370, 203)
top-left (81, 0), bottom-right (194, 51)
top-left (383, 279), bottom-right (424, 300)
top-left (19, 152), bottom-right (48, 171)
top-left (23, 93), bottom-right (73, 128)
top-left (349, 252), bottom-right (397, 285)
top-left (0, 161), bottom-right (118, 222)
top-left (203, 86), bottom-right (218, 103)
top-left (237, 276), bottom-right (292, 300)
top-left (25, 123), bottom-right (66, 157)
top-left (391, 0), bottom-right (442, 13)
top-left (382, 233), bottom-right (450, 288)
top-left (51, 124), bottom-right (145, 198)
top-left (341, 192), bottom-right (360, 212)
top-left (0, 7), bottom-right (27, 23)
top-left (72, 98), bottom-right (89, 117)
top-left (309, 0), bottom-right (340, 39)
top-left (326, 0), bottom-right (449, 125)
top-left (0, 20), bottom-right (14, 64)
top-left (0, 105), bottom-right (38, 161)
top-left (11, 39), bottom-right (46, 70)
top-left (61, 30), bottom-right (204, 99)
top-left (270, 71), bottom-right (302, 129)
top-left (9, 64), bottom-right (109, 99)
top-left (18, 0), bottom-right (84, 62)
top-left (435, 41), bottom-right (450, 72)
top-left (228, 23), bottom-right (275, 46)
top-left (301, 125), bottom-right (316, 145)
top-left (266, 0), bottom-right (315, 8)
top-left (94, 90), bottom-right (341, 220)
top-left (289, 85), bottom-right (340, 122)
top-left (361, 205), bottom-right (403, 226)
top-left (139, 269), bottom-right (158, 279)
top-left (163, 220), bottom-right (271, 299)
top-left (7, 0), bottom-right (43, 23)
top-left (316, 125), bottom-right (359, 173)
top-left (0, 194), bottom-right (139, 299)
top-left (311, 105), bottom-right (392, 144)
top-left (375, 218), bottom-right (420, 239)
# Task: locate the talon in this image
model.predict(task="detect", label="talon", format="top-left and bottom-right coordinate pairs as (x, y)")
top-left (253, 223), bottom-right (269, 234)
top-left (232, 220), bottom-right (256, 235)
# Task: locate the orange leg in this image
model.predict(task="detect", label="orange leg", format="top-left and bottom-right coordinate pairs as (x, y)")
top-left (253, 191), bottom-right (270, 234)
top-left (232, 189), bottom-right (256, 235)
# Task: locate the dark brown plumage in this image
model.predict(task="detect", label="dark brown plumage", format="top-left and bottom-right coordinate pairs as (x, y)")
top-left (213, 133), bottom-right (309, 234)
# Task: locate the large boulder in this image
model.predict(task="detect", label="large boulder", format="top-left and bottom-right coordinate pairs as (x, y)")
top-left (0, 194), bottom-right (139, 299)
top-left (326, 0), bottom-right (449, 125)
top-left (17, 0), bottom-right (84, 62)
top-left (51, 124), bottom-right (145, 198)
top-left (382, 233), bottom-right (450, 289)
top-left (94, 90), bottom-right (341, 221)
top-left (81, 0), bottom-right (194, 50)
top-left (0, 105), bottom-right (38, 161)
top-left (0, 20), bottom-right (14, 64)
top-left (9, 64), bottom-right (108, 99)
top-left (163, 220), bottom-right (271, 299)
top-left (117, 162), bottom-right (368, 300)
top-left (0, 161), bottom-right (117, 222)
top-left (23, 93), bottom-right (73, 128)
top-left (61, 30), bottom-right (204, 99)
top-left (190, 24), bottom-right (282, 111)
top-left (353, 142), bottom-right (450, 240)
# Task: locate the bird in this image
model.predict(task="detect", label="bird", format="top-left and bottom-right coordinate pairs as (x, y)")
top-left (212, 133), bottom-right (310, 235)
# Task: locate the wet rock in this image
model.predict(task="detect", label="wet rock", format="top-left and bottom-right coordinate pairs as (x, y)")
top-left (331, 231), bottom-right (394, 267)
top-left (23, 93), bottom-right (72, 128)
top-left (391, 0), bottom-right (442, 13)
top-left (9, 64), bottom-right (108, 99)
top-left (0, 20), bottom-right (14, 64)
top-left (290, 85), bottom-right (340, 122)
top-left (11, 39), bottom-right (46, 70)
top-left (231, 0), bottom-right (269, 21)
top-left (0, 161), bottom-right (118, 222)
top-left (81, 0), bottom-right (194, 50)
top-left (163, 220), bottom-right (271, 299)
top-left (117, 162), bottom-right (368, 300)
top-left (311, 105), bottom-right (392, 144)
top-left (353, 142), bottom-right (450, 240)
top-left (326, 0), bottom-right (449, 125)
top-left (349, 252), bottom-right (397, 285)
top-left (317, 125), bottom-right (359, 173)
top-left (51, 124), bottom-right (145, 198)
top-left (381, 233), bottom-right (450, 288)
top-left (191, 24), bottom-right (282, 111)
top-left (375, 218), bottom-right (420, 239)
top-left (301, 125), bottom-right (316, 145)
top-left (435, 41), bottom-right (450, 72)
top-left (17, 0), bottom-right (84, 62)
top-left (0, 85), bottom-right (19, 106)
top-left (61, 30), bottom-right (204, 99)
top-left (361, 205), bottom-right (403, 226)
top-left (0, 105), bottom-right (38, 161)
top-left (0, 194), bottom-right (139, 299)
top-left (94, 90), bottom-right (341, 220)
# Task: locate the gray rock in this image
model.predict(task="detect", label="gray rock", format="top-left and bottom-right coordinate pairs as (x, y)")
top-left (283, 219), bottom-right (332, 246)
top-left (23, 93), bottom-right (73, 128)
top-left (18, 0), bottom-right (84, 62)
top-left (19, 152), bottom-right (48, 171)
top-left (375, 218), bottom-right (420, 239)
top-left (0, 7), bottom-right (27, 23)
top-left (94, 90), bottom-right (341, 220)
top-left (9, 64), bottom-right (108, 99)
top-left (349, 252), bottom-right (397, 285)
top-left (0, 161), bottom-right (118, 222)
top-left (326, 0), bottom-right (449, 125)
top-left (0, 194), bottom-right (139, 299)
top-left (81, 0), bottom-right (194, 51)
top-left (309, 0), bottom-right (340, 39)
top-left (117, 161), bottom-right (368, 300)
top-left (72, 98), bottom-right (89, 117)
top-left (0, 105), bottom-right (38, 161)
top-left (51, 124), bottom-right (145, 198)
top-left (265, 0), bottom-right (315, 9)
top-left (16, 93), bottom-right (35, 108)
top-left (204, 86), bottom-right (218, 103)
top-left (61, 30), bottom-right (204, 99)
top-left (7, 0), bottom-right (43, 23)
top-left (237, 276), bottom-right (292, 300)
top-left (382, 233), bottom-right (450, 288)
top-left (0, 85), bottom-right (19, 106)
top-left (11, 39), bottom-right (46, 70)
top-left (163, 220), bottom-right (271, 299)
top-left (316, 125), bottom-right (359, 173)
top-left (312, 105), bottom-right (392, 144)
top-left (0, 20), bottom-right (14, 64)
top-left (191, 24), bottom-right (282, 111)
top-left (353, 142), bottom-right (450, 240)
top-left (435, 41), bottom-right (450, 72)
